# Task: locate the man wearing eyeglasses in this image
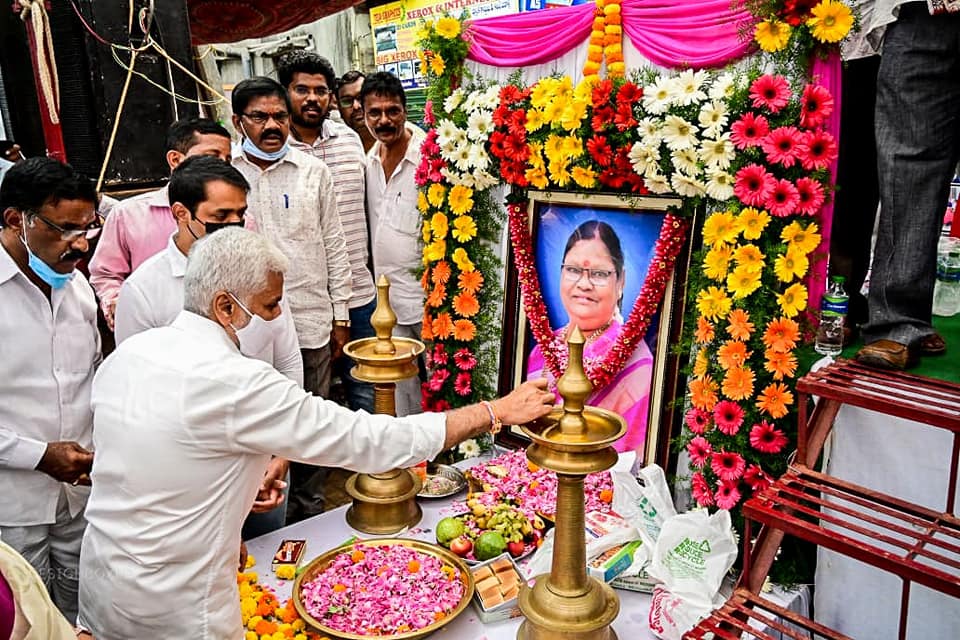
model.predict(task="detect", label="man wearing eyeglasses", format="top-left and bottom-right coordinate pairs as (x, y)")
top-left (337, 70), bottom-right (376, 153)
top-left (230, 76), bottom-right (352, 522)
top-left (0, 157), bottom-right (102, 622)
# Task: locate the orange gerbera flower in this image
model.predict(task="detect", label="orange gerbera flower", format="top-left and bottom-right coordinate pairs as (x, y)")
top-left (421, 310), bottom-right (434, 340)
top-left (764, 348), bottom-right (798, 380)
top-left (458, 269), bottom-right (484, 294)
top-left (717, 340), bottom-right (751, 370)
top-left (452, 291), bottom-right (480, 317)
top-left (694, 317), bottom-right (715, 344)
top-left (432, 260), bottom-right (451, 285)
top-left (453, 319), bottom-right (476, 341)
top-left (689, 375), bottom-right (719, 411)
top-left (756, 382), bottom-right (794, 419)
top-left (762, 317), bottom-right (800, 353)
top-left (421, 268), bottom-right (430, 290)
top-left (693, 349), bottom-right (709, 377)
top-left (426, 283), bottom-right (446, 308)
top-left (727, 308), bottom-right (754, 341)
top-left (432, 312), bottom-right (454, 339)
top-left (722, 366), bottom-right (755, 401)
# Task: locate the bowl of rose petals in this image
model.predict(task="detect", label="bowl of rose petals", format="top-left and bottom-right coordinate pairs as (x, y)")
top-left (294, 539), bottom-right (474, 639)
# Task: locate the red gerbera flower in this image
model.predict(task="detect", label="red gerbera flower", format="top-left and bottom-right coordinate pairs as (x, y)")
top-left (503, 134), bottom-right (530, 162)
top-left (715, 479), bottom-right (742, 510)
top-left (794, 176), bottom-right (826, 215)
top-left (492, 104), bottom-right (511, 127)
top-left (780, 0), bottom-right (818, 26)
top-left (453, 348), bottom-right (477, 370)
top-left (766, 178), bottom-right (801, 217)
top-left (743, 464), bottom-right (773, 492)
top-left (713, 400), bottom-right (745, 436)
top-left (454, 372), bottom-right (472, 396)
top-left (587, 135), bottom-right (614, 167)
top-left (734, 163), bottom-right (776, 206)
top-left (711, 450), bottom-right (746, 482)
top-left (798, 129), bottom-right (839, 171)
top-left (799, 83), bottom-right (834, 129)
top-left (687, 436), bottom-right (713, 467)
top-left (489, 131), bottom-right (507, 160)
top-left (500, 160), bottom-right (528, 186)
top-left (761, 126), bottom-right (802, 168)
top-left (507, 110), bottom-right (527, 138)
top-left (685, 407), bottom-right (712, 435)
top-left (692, 472), bottom-right (715, 507)
top-left (591, 105), bottom-right (615, 131)
top-left (616, 81), bottom-right (643, 104)
top-left (499, 85), bottom-right (528, 106)
top-left (592, 79), bottom-right (614, 107)
top-left (730, 112), bottom-right (770, 149)
top-left (749, 420), bottom-right (789, 454)
top-left (614, 101), bottom-right (637, 132)
top-left (749, 74), bottom-right (792, 113)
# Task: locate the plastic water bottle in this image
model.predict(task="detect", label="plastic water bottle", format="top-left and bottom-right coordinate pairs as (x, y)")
top-left (933, 249), bottom-right (960, 317)
top-left (815, 276), bottom-right (848, 356)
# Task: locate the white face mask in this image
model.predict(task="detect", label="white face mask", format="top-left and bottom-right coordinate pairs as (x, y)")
top-left (228, 293), bottom-right (283, 357)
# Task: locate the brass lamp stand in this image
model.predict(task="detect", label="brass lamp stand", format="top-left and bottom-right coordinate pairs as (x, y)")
top-left (518, 327), bottom-right (627, 640)
top-left (342, 275), bottom-right (426, 534)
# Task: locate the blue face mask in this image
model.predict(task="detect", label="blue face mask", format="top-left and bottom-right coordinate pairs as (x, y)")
top-left (240, 123), bottom-right (289, 162)
top-left (20, 228), bottom-right (74, 289)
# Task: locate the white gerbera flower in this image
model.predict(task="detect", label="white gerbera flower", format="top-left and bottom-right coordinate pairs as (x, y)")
top-left (628, 143), bottom-right (661, 177)
top-left (467, 143), bottom-right (489, 171)
top-left (671, 173), bottom-right (707, 198)
top-left (708, 72), bottom-right (737, 101)
top-left (481, 85), bottom-right (501, 109)
top-left (642, 76), bottom-right (675, 114)
top-left (672, 69), bottom-right (709, 106)
top-left (466, 110), bottom-right (494, 141)
top-left (436, 119), bottom-right (459, 147)
top-left (453, 144), bottom-right (473, 171)
top-left (670, 148), bottom-right (701, 176)
top-left (637, 117), bottom-right (663, 146)
top-left (458, 438), bottom-right (481, 459)
top-left (698, 101), bottom-right (729, 138)
top-left (699, 133), bottom-right (736, 171)
top-left (705, 169), bottom-right (735, 201)
top-left (441, 166), bottom-right (473, 187)
top-left (661, 115), bottom-right (700, 151)
top-left (443, 89), bottom-right (465, 113)
top-left (473, 170), bottom-right (499, 190)
top-left (644, 172), bottom-right (672, 194)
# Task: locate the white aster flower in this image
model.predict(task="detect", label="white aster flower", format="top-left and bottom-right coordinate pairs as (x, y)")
top-left (644, 172), bottom-right (672, 194)
top-left (708, 72), bottom-right (737, 101)
top-left (458, 438), bottom-right (481, 459)
top-left (699, 133), bottom-right (736, 171)
top-left (642, 76), bottom-right (675, 114)
top-left (443, 89), bottom-right (465, 113)
top-left (637, 117), bottom-right (663, 146)
top-left (670, 148), bottom-right (701, 177)
top-left (698, 101), bottom-right (729, 138)
top-left (671, 173), bottom-right (707, 198)
top-left (466, 110), bottom-right (494, 141)
top-left (661, 115), bottom-right (700, 151)
top-left (705, 169), bottom-right (735, 201)
top-left (628, 143), bottom-right (661, 177)
top-left (672, 69), bottom-right (709, 106)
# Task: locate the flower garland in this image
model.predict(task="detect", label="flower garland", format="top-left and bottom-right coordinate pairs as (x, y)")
top-left (583, 0), bottom-right (625, 81)
top-left (237, 568), bottom-right (324, 640)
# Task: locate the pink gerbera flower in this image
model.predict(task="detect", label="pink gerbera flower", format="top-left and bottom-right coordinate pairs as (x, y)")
top-left (743, 464), bottom-right (773, 493)
top-left (687, 436), bottom-right (713, 468)
top-left (713, 400), bottom-right (745, 436)
top-left (749, 74), bottom-right (792, 113)
top-left (794, 177), bottom-right (826, 215)
top-left (734, 164), bottom-right (776, 206)
top-left (454, 372), bottom-right (472, 396)
top-left (761, 126), bottom-right (802, 168)
top-left (749, 420), bottom-right (789, 454)
top-left (766, 178), bottom-right (801, 217)
top-left (711, 450), bottom-right (746, 481)
top-left (685, 407), bottom-right (712, 435)
top-left (715, 479), bottom-right (742, 510)
top-left (730, 112), bottom-right (770, 149)
top-left (798, 129), bottom-right (839, 171)
top-left (433, 343), bottom-right (449, 366)
top-left (799, 84), bottom-right (834, 129)
top-left (691, 472), bottom-right (715, 507)
top-left (427, 367), bottom-right (450, 392)
top-left (424, 99), bottom-right (436, 126)
top-left (453, 348), bottom-right (477, 370)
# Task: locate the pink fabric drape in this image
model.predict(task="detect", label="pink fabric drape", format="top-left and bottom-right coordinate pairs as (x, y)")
top-left (807, 53), bottom-right (843, 312)
top-left (467, 0), bottom-right (755, 69)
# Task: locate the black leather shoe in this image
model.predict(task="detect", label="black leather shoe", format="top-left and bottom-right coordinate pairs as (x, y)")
top-left (919, 332), bottom-right (946, 356)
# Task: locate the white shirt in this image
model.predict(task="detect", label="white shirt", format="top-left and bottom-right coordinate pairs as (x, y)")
top-left (233, 147), bottom-right (352, 348)
top-left (114, 233), bottom-right (304, 386)
top-left (0, 244), bottom-right (99, 526)
top-left (366, 128), bottom-right (426, 325)
top-left (290, 120), bottom-right (377, 309)
top-left (78, 311), bottom-right (446, 639)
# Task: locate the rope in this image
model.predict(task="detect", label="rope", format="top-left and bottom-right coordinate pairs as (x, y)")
top-left (97, 47), bottom-right (137, 192)
top-left (18, 0), bottom-right (59, 124)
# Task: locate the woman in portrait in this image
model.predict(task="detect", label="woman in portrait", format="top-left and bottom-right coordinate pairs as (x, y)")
top-left (527, 220), bottom-right (653, 453)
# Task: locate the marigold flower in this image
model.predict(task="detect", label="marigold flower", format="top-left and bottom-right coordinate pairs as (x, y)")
top-left (763, 317), bottom-right (800, 353)
top-left (694, 316), bottom-right (715, 344)
top-left (452, 215), bottom-right (478, 242)
top-left (452, 291), bottom-right (479, 317)
top-left (756, 382), bottom-right (794, 419)
top-left (721, 366), bottom-right (755, 401)
top-left (689, 375), bottom-right (719, 411)
top-left (453, 318), bottom-right (476, 341)
top-left (458, 269), bottom-right (483, 294)
top-left (777, 282), bottom-right (808, 317)
top-left (764, 348), bottom-right (798, 380)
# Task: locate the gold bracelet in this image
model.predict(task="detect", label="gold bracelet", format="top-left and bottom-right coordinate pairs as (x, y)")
top-left (480, 400), bottom-right (502, 435)
top-left (333, 320), bottom-right (350, 327)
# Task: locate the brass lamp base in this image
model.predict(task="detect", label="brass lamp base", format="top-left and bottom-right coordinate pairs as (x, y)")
top-left (518, 577), bottom-right (619, 640)
top-left (344, 468), bottom-right (423, 534)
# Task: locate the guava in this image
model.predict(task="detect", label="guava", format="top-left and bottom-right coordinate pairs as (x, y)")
top-left (436, 517), bottom-right (466, 546)
top-left (475, 531), bottom-right (507, 561)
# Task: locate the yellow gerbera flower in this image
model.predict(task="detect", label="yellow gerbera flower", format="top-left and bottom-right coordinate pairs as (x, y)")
top-left (571, 166), bottom-right (597, 189)
top-left (430, 211), bottom-right (448, 239)
top-left (543, 98), bottom-right (567, 126)
top-left (424, 239), bottom-right (446, 263)
top-left (416, 20), bottom-right (435, 41)
top-left (777, 282), bottom-right (808, 317)
top-left (773, 246), bottom-right (809, 282)
top-left (417, 190), bottom-right (429, 213)
top-left (737, 207), bottom-right (770, 240)
top-left (452, 215), bottom-right (477, 242)
top-left (808, 0), bottom-right (854, 44)
top-left (544, 134), bottom-right (565, 164)
top-left (525, 166), bottom-right (549, 189)
top-left (447, 184), bottom-right (474, 215)
top-left (525, 109), bottom-right (547, 133)
top-left (527, 142), bottom-right (546, 169)
top-left (726, 264), bottom-right (763, 299)
top-left (548, 161), bottom-right (573, 187)
top-left (702, 211), bottom-right (739, 247)
top-left (560, 100), bottom-right (589, 131)
top-left (693, 349), bottom-right (709, 377)
top-left (754, 19), bottom-right (792, 53)
top-left (421, 220), bottom-right (432, 244)
top-left (781, 221), bottom-right (821, 254)
top-left (452, 247), bottom-right (475, 272)
top-left (430, 54), bottom-right (445, 76)
top-left (703, 244), bottom-right (734, 282)
top-left (696, 286), bottom-right (733, 321)
top-left (427, 183), bottom-right (446, 208)
top-left (561, 135), bottom-right (584, 158)
top-left (435, 16), bottom-right (461, 39)
top-left (733, 244), bottom-right (765, 273)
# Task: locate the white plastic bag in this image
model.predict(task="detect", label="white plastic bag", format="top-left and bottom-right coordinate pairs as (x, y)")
top-left (648, 584), bottom-right (725, 640)
top-left (612, 464), bottom-right (677, 545)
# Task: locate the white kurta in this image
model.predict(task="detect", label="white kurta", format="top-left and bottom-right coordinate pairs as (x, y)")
top-left (78, 311), bottom-right (445, 639)
top-left (114, 233), bottom-right (304, 386)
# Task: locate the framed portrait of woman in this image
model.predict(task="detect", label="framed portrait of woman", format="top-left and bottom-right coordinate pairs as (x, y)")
top-left (497, 190), bottom-right (695, 469)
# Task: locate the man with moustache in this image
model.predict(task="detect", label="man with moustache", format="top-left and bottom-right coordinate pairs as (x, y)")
top-left (278, 51), bottom-right (376, 413)
top-left (0, 157), bottom-right (101, 621)
top-left (363, 72), bottom-right (427, 416)
top-left (338, 70), bottom-right (376, 153)
top-left (230, 76), bottom-right (352, 521)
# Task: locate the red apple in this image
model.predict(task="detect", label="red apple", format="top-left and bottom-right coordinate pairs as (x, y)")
top-left (507, 541), bottom-right (526, 557)
top-left (449, 536), bottom-right (473, 557)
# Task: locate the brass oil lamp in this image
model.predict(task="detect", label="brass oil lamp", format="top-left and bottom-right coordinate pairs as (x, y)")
top-left (518, 327), bottom-right (627, 640)
top-left (341, 275), bottom-right (426, 534)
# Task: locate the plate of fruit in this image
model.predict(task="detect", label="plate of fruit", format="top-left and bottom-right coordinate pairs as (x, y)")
top-left (434, 498), bottom-right (550, 565)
